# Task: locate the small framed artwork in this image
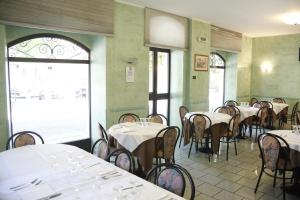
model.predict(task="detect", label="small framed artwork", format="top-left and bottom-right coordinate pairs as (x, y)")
top-left (194, 54), bottom-right (209, 71)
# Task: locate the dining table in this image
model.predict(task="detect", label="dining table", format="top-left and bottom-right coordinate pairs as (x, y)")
top-left (183, 112), bottom-right (232, 154)
top-left (0, 144), bottom-right (184, 200)
top-left (237, 106), bottom-right (259, 138)
top-left (108, 122), bottom-right (167, 174)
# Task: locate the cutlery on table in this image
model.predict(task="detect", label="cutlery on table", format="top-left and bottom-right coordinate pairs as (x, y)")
top-left (10, 178), bottom-right (40, 190)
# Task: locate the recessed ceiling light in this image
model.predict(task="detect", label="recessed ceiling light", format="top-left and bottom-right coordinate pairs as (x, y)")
top-left (282, 12), bottom-right (300, 25)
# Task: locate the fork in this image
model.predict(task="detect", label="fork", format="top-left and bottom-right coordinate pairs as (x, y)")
top-left (13, 179), bottom-right (42, 191)
top-left (10, 178), bottom-right (38, 190)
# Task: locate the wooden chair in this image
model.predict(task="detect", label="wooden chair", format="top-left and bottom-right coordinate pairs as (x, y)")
top-left (260, 101), bottom-right (274, 129)
top-left (118, 113), bottom-right (140, 123)
top-left (147, 114), bottom-right (168, 125)
top-left (91, 138), bottom-right (109, 159)
top-left (227, 105), bottom-right (240, 116)
top-left (273, 97), bottom-right (286, 103)
top-left (154, 126), bottom-right (180, 165)
top-left (220, 114), bottom-right (240, 160)
top-left (106, 148), bottom-right (135, 173)
top-left (188, 114), bottom-right (212, 160)
top-left (98, 122), bottom-right (108, 141)
top-left (286, 102), bottom-right (299, 129)
top-left (214, 106), bottom-right (230, 115)
top-left (224, 100), bottom-right (239, 106)
top-left (6, 131), bottom-right (44, 150)
top-left (146, 163), bottom-right (195, 200)
top-left (178, 106), bottom-right (189, 148)
top-left (255, 133), bottom-right (293, 200)
top-left (250, 98), bottom-right (259, 106)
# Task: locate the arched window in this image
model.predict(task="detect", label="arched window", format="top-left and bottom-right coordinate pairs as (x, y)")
top-left (209, 52), bottom-right (226, 111)
top-left (7, 34), bottom-right (90, 144)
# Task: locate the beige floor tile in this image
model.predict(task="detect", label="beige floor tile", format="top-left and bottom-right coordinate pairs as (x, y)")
top-left (197, 183), bottom-right (222, 196)
top-left (216, 180), bottom-right (242, 192)
top-left (235, 186), bottom-right (264, 200)
top-left (214, 190), bottom-right (244, 200)
top-left (218, 171), bottom-right (242, 182)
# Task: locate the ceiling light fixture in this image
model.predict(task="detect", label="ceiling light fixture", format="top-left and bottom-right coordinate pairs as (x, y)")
top-left (282, 12), bottom-right (300, 25)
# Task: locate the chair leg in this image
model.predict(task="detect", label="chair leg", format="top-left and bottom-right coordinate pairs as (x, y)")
top-left (283, 170), bottom-right (286, 200)
top-left (273, 169), bottom-right (278, 187)
top-left (188, 138), bottom-right (193, 158)
top-left (226, 137), bottom-right (229, 161)
top-left (255, 167), bottom-right (264, 193)
top-left (195, 141), bottom-right (198, 153)
top-left (179, 129), bottom-right (183, 148)
top-left (234, 139), bottom-right (237, 156)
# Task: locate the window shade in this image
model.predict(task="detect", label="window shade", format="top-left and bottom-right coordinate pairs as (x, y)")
top-left (211, 26), bottom-right (242, 52)
top-left (145, 8), bottom-right (189, 50)
top-left (0, 0), bottom-right (114, 36)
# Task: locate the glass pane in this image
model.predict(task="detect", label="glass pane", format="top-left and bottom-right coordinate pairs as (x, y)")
top-left (209, 68), bottom-right (225, 111)
top-left (210, 53), bottom-right (225, 67)
top-left (149, 51), bottom-right (154, 93)
top-left (157, 99), bottom-right (168, 118)
top-left (157, 52), bottom-right (169, 94)
top-left (148, 100), bottom-right (153, 115)
top-left (9, 62), bottom-right (89, 143)
top-left (9, 37), bottom-right (89, 60)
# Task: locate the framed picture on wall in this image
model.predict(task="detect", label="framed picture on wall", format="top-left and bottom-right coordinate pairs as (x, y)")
top-left (194, 54), bottom-right (209, 71)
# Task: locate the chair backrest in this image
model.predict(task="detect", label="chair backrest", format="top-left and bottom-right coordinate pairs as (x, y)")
top-left (224, 100), bottom-right (239, 106)
top-left (260, 101), bottom-right (273, 110)
top-left (146, 163), bottom-right (195, 200)
top-left (189, 114), bottom-right (211, 141)
top-left (147, 114), bottom-right (168, 125)
top-left (118, 113), bottom-right (140, 123)
top-left (228, 114), bottom-right (240, 137)
top-left (257, 133), bottom-right (290, 171)
top-left (106, 148), bottom-right (135, 173)
top-left (6, 131), bottom-right (44, 150)
top-left (296, 111), bottom-right (300, 125)
top-left (253, 102), bottom-right (261, 108)
top-left (91, 138), bottom-right (109, 159)
top-left (155, 126), bottom-right (180, 161)
top-left (273, 97), bottom-right (286, 103)
top-left (257, 106), bottom-right (269, 126)
top-left (227, 105), bottom-right (240, 116)
top-left (214, 106), bottom-right (230, 114)
top-left (291, 102), bottom-right (299, 125)
top-left (249, 97), bottom-right (258, 106)
top-left (98, 122), bottom-right (108, 141)
top-left (179, 106), bottom-right (189, 123)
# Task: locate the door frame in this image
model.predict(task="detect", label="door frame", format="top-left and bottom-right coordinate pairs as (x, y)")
top-left (149, 47), bottom-right (171, 124)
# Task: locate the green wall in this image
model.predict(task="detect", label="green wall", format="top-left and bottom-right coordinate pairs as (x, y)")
top-left (106, 3), bottom-right (149, 127)
top-left (251, 33), bottom-right (300, 108)
top-left (0, 24), bottom-right (8, 151)
top-left (237, 36), bottom-right (253, 102)
top-left (186, 19), bottom-right (211, 111)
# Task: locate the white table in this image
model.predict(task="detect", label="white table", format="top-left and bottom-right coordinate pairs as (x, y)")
top-left (268, 130), bottom-right (300, 152)
top-left (108, 122), bottom-right (167, 152)
top-left (272, 102), bottom-right (289, 115)
top-left (184, 112), bottom-right (232, 129)
top-left (0, 144), bottom-right (184, 200)
top-left (237, 106), bottom-right (259, 121)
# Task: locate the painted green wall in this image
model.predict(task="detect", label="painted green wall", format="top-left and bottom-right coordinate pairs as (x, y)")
top-left (186, 19), bottom-right (211, 111)
top-left (106, 3), bottom-right (149, 127)
top-left (251, 34), bottom-right (300, 108)
top-left (0, 24), bottom-right (8, 151)
top-left (237, 36), bottom-right (253, 102)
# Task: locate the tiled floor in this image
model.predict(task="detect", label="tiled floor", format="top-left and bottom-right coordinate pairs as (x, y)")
top-left (174, 136), bottom-right (298, 200)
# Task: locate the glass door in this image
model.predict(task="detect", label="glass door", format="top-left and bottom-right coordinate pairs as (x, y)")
top-left (149, 48), bottom-right (170, 122)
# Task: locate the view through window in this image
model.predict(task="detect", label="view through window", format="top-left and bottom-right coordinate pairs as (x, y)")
top-left (8, 34), bottom-right (90, 143)
top-left (149, 48), bottom-right (170, 121)
top-left (209, 53), bottom-right (225, 111)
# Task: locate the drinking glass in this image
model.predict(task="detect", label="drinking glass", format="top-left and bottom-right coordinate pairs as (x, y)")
top-left (292, 125), bottom-right (298, 133)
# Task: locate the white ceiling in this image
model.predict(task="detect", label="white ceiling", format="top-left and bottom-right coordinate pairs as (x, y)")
top-left (118, 0), bottom-right (300, 37)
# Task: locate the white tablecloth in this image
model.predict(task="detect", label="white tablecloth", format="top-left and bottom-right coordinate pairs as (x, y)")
top-left (268, 130), bottom-right (300, 152)
top-left (237, 106), bottom-right (259, 121)
top-left (272, 102), bottom-right (289, 115)
top-left (184, 112), bottom-right (231, 129)
top-left (0, 144), bottom-right (184, 200)
top-left (108, 122), bottom-right (167, 152)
